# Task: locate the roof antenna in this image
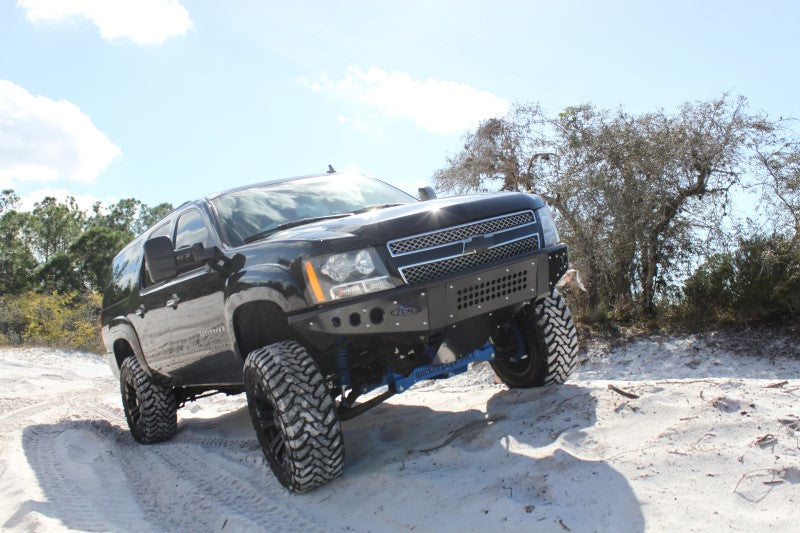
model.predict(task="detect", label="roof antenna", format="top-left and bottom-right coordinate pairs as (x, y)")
top-left (327, 164), bottom-right (336, 174)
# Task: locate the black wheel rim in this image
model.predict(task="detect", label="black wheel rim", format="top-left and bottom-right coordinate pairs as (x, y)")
top-left (123, 374), bottom-right (143, 430)
top-left (252, 381), bottom-right (289, 472)
top-left (498, 317), bottom-right (534, 376)
top-left (501, 352), bottom-right (532, 376)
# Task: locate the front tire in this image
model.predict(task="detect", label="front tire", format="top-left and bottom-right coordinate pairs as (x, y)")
top-left (490, 289), bottom-right (578, 388)
top-left (120, 356), bottom-right (177, 443)
top-left (244, 341), bottom-right (344, 493)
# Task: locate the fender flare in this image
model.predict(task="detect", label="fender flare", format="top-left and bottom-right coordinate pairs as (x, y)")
top-left (225, 286), bottom-right (293, 358)
top-left (105, 319), bottom-right (169, 385)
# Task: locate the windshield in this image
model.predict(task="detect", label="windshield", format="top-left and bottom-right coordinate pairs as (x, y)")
top-left (211, 174), bottom-right (416, 246)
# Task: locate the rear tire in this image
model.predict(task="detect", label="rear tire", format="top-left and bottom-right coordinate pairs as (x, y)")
top-left (490, 289), bottom-right (578, 388)
top-left (120, 356), bottom-right (177, 443)
top-left (244, 340), bottom-right (344, 493)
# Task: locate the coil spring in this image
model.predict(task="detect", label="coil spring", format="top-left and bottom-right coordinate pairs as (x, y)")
top-left (335, 346), bottom-right (350, 388)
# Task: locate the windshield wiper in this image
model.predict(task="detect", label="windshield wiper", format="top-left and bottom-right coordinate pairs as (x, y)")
top-left (353, 203), bottom-right (406, 214)
top-left (243, 213), bottom-right (353, 244)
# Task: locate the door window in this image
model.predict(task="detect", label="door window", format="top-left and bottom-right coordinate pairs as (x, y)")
top-left (175, 210), bottom-right (211, 250)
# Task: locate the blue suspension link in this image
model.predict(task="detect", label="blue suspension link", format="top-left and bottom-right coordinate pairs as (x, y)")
top-left (390, 342), bottom-right (495, 393)
top-left (351, 343), bottom-right (498, 397)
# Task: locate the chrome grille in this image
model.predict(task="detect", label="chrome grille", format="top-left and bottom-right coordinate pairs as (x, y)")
top-left (388, 211), bottom-right (534, 256)
top-left (400, 236), bottom-right (539, 285)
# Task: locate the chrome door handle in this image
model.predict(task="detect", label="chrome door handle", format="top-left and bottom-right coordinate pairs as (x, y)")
top-left (166, 294), bottom-right (181, 308)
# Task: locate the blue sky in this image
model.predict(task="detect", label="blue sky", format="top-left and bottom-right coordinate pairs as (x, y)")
top-left (1, 0), bottom-right (799, 211)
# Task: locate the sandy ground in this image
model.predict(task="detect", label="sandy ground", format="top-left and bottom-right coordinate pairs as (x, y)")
top-left (1, 330), bottom-right (800, 532)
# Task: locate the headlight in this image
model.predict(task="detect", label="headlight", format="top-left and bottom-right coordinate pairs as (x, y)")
top-left (303, 248), bottom-right (396, 303)
top-left (536, 206), bottom-right (560, 247)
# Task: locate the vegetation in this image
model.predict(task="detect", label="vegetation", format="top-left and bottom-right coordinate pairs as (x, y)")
top-left (434, 95), bottom-right (800, 328)
top-left (0, 291), bottom-right (103, 352)
top-left (0, 190), bottom-right (172, 351)
top-left (682, 235), bottom-right (800, 325)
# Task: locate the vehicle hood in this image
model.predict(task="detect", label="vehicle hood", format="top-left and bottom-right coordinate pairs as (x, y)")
top-left (236, 191), bottom-right (545, 255)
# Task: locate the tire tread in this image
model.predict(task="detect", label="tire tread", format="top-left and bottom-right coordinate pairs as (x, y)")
top-left (244, 341), bottom-right (344, 493)
top-left (120, 357), bottom-right (177, 444)
top-left (534, 289), bottom-right (579, 385)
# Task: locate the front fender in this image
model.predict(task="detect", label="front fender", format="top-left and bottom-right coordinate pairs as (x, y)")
top-left (224, 263), bottom-right (309, 354)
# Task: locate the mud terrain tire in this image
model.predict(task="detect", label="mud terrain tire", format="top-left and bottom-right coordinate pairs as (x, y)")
top-left (490, 288), bottom-right (578, 388)
top-left (120, 356), bottom-right (178, 443)
top-left (244, 340), bottom-right (344, 493)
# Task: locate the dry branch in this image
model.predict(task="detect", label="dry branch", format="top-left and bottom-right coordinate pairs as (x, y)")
top-left (607, 384), bottom-right (640, 399)
top-left (766, 381), bottom-right (789, 388)
top-left (415, 414), bottom-right (508, 453)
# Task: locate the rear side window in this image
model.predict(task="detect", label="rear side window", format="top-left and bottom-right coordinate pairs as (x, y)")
top-left (107, 239), bottom-right (144, 304)
top-left (150, 221), bottom-right (172, 241)
top-left (175, 210), bottom-right (210, 250)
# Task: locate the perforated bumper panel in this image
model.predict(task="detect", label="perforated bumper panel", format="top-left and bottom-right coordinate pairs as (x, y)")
top-left (455, 269), bottom-right (529, 312)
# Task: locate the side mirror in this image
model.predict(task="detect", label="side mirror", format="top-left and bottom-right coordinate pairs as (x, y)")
top-left (143, 236), bottom-right (177, 283)
top-left (418, 186), bottom-right (437, 201)
top-left (183, 243), bottom-right (247, 277)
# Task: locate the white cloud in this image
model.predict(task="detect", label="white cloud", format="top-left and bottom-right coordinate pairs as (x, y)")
top-left (305, 67), bottom-right (509, 134)
top-left (18, 0), bottom-right (192, 45)
top-left (0, 80), bottom-right (122, 188)
top-left (336, 113), bottom-right (384, 139)
top-left (17, 187), bottom-right (107, 213)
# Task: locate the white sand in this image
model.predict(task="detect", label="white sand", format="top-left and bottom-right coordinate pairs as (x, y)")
top-left (1, 330), bottom-right (799, 532)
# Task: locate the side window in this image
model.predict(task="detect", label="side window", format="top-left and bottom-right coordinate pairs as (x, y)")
top-left (142, 221), bottom-right (173, 287)
top-left (151, 221), bottom-right (173, 241)
top-left (174, 210), bottom-right (211, 251)
top-left (108, 239), bottom-right (143, 301)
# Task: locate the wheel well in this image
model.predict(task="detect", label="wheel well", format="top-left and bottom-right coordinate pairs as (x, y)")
top-left (233, 301), bottom-right (296, 358)
top-left (113, 338), bottom-right (134, 369)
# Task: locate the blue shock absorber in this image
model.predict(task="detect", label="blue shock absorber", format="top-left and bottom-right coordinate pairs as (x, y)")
top-left (513, 326), bottom-right (527, 361)
top-left (334, 346), bottom-right (351, 389)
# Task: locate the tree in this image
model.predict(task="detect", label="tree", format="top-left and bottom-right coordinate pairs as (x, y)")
top-left (0, 190), bottom-right (173, 297)
top-left (88, 198), bottom-right (174, 237)
top-left (0, 191), bottom-right (36, 295)
top-left (89, 198), bottom-right (139, 236)
top-left (69, 225), bottom-right (131, 292)
top-left (0, 189), bottom-right (19, 216)
top-left (0, 209), bottom-right (36, 295)
top-left (434, 96), bottom-right (772, 317)
top-left (26, 196), bottom-right (86, 263)
top-left (38, 252), bottom-right (84, 293)
top-left (138, 202), bottom-right (173, 233)
top-left (754, 138), bottom-right (800, 239)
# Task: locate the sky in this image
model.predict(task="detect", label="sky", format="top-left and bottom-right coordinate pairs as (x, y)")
top-left (1, 0), bottom-right (799, 212)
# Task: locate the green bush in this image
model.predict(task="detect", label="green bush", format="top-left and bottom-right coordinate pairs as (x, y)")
top-left (0, 291), bottom-right (103, 352)
top-left (681, 235), bottom-right (800, 324)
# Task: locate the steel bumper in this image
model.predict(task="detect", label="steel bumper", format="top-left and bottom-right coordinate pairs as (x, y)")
top-left (289, 244), bottom-right (568, 337)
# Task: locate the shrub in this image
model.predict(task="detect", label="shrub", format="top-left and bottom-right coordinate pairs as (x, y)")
top-left (681, 235), bottom-right (800, 324)
top-left (0, 291), bottom-right (103, 352)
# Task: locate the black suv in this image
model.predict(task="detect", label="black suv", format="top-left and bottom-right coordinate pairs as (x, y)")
top-left (101, 172), bottom-right (578, 492)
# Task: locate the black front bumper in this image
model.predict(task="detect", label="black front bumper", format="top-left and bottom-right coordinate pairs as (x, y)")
top-left (288, 244), bottom-right (568, 339)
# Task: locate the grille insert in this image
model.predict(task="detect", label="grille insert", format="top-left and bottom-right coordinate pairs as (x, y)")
top-left (388, 211), bottom-right (534, 256)
top-left (400, 236), bottom-right (538, 285)
top-left (456, 270), bottom-right (528, 310)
